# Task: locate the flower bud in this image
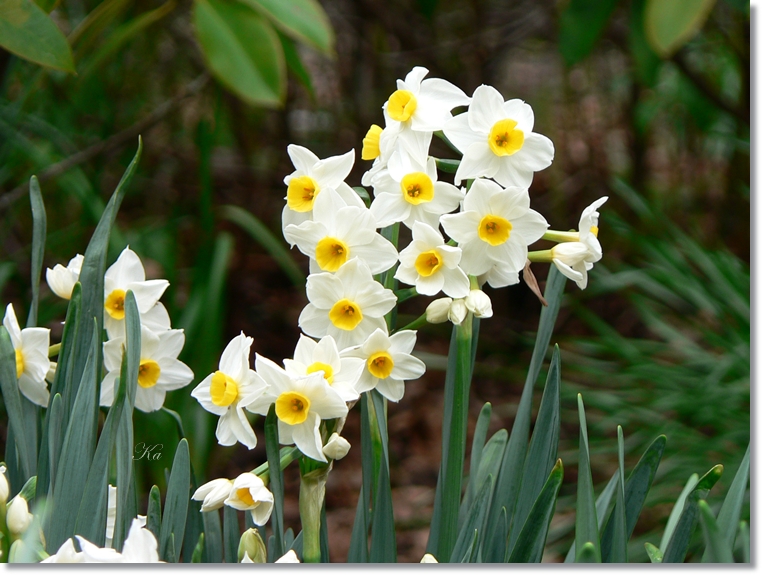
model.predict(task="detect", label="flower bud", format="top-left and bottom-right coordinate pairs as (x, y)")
top-left (275, 549), bottom-right (301, 563)
top-left (550, 242), bottom-right (591, 267)
top-left (0, 465), bottom-right (9, 505)
top-left (465, 289), bottom-right (493, 318)
top-left (425, 298), bottom-right (453, 324)
top-left (322, 433), bottom-right (350, 461)
top-left (45, 254), bottom-right (84, 300)
top-left (238, 528), bottom-right (266, 563)
top-left (7, 496), bottom-right (33, 536)
top-left (420, 553), bottom-right (438, 563)
top-left (191, 478), bottom-right (233, 512)
top-left (448, 299), bottom-right (467, 325)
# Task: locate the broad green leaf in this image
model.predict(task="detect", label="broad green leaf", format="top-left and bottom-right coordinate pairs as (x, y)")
top-left (146, 485), bottom-right (162, 541)
top-left (160, 438), bottom-right (191, 561)
top-left (434, 158), bottom-right (460, 174)
top-left (507, 459), bottom-right (564, 563)
top-left (239, 0), bottom-right (334, 54)
top-left (558, 0), bottom-right (619, 66)
top-left (508, 347), bottom-right (561, 556)
top-left (0, 0), bottom-right (75, 72)
top-left (278, 30), bottom-right (315, 99)
top-left (223, 505), bottom-right (239, 563)
top-left (219, 205), bottom-right (304, 287)
top-left (461, 402), bottom-right (492, 524)
top-left (265, 406), bottom-right (285, 558)
top-left (662, 465), bottom-right (723, 563)
top-left (191, 533), bottom-right (205, 563)
top-left (703, 443), bottom-right (749, 561)
top-left (697, 500), bottom-right (733, 563)
top-left (601, 434), bottom-right (666, 561)
top-left (645, 542), bottom-right (662, 563)
top-left (484, 266), bottom-right (566, 554)
top-left (628, 0), bottom-right (661, 87)
top-left (68, 0), bottom-right (131, 50)
top-left (203, 510), bottom-right (223, 563)
top-left (0, 328), bottom-right (34, 480)
top-left (193, 0), bottom-right (285, 107)
top-left (451, 475), bottom-right (494, 563)
top-left (26, 175), bottom-right (46, 328)
top-left (644, 0), bottom-right (718, 57)
top-left (609, 426), bottom-right (628, 562)
top-left (565, 470), bottom-right (619, 562)
top-left (573, 394), bottom-right (600, 562)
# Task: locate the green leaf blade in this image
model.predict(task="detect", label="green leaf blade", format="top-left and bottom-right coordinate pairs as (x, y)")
top-left (573, 394), bottom-right (600, 562)
top-left (240, 0), bottom-right (334, 54)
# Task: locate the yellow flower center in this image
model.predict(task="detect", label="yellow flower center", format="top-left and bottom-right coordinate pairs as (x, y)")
top-left (328, 298), bottom-right (363, 331)
top-left (478, 215), bottom-right (512, 246)
top-left (236, 488), bottom-right (257, 507)
top-left (414, 250), bottom-right (443, 277)
top-left (362, 124), bottom-right (383, 160)
top-left (105, 289), bottom-right (126, 320)
top-left (275, 391), bottom-right (311, 425)
top-left (210, 371), bottom-right (239, 407)
top-left (306, 361), bottom-right (334, 384)
top-left (287, 175), bottom-right (321, 212)
top-left (400, 172), bottom-right (434, 205)
top-left (590, 225), bottom-right (599, 237)
top-left (15, 349), bottom-right (24, 379)
top-left (315, 237), bottom-right (349, 272)
top-left (367, 352), bottom-right (394, 379)
top-left (137, 360), bottom-right (161, 389)
top-left (387, 89), bottom-right (417, 122)
top-left (488, 119), bottom-right (524, 157)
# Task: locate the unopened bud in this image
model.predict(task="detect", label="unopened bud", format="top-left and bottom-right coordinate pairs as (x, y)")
top-left (0, 465), bottom-right (9, 505)
top-left (465, 289), bottom-right (493, 318)
top-left (421, 553), bottom-right (438, 563)
top-left (448, 299), bottom-right (467, 325)
top-left (7, 496), bottom-right (33, 536)
top-left (322, 433), bottom-right (350, 461)
top-left (275, 549), bottom-right (300, 563)
top-left (238, 528), bottom-right (266, 563)
top-left (425, 298), bottom-right (453, 324)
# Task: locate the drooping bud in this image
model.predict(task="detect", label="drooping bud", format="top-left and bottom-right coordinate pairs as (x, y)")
top-left (448, 299), bottom-right (467, 325)
top-left (7, 496), bottom-right (33, 536)
top-left (465, 289), bottom-right (493, 318)
top-left (425, 298), bottom-right (452, 324)
top-left (238, 528), bottom-right (267, 563)
top-left (191, 478), bottom-right (233, 512)
top-left (322, 433), bottom-right (350, 461)
top-left (0, 465), bottom-right (9, 505)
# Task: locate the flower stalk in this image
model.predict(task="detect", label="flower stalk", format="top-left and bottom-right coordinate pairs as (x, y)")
top-left (298, 464), bottom-right (331, 563)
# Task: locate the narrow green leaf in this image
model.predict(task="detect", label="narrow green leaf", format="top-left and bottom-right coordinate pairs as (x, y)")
top-left (644, 542), bottom-right (662, 563)
top-left (191, 532), bottom-right (205, 563)
top-left (451, 475), bottom-right (494, 563)
top-left (26, 175), bottom-right (46, 328)
top-left (278, 31), bottom-right (314, 98)
top-left (509, 347), bottom-right (561, 556)
top-left (435, 158), bottom-right (460, 173)
top-left (194, 0), bottom-right (285, 107)
top-left (347, 485), bottom-right (369, 562)
top-left (703, 443), bottom-right (749, 561)
top-left (507, 459), bottom-right (564, 563)
top-left (628, 0), bottom-right (661, 87)
top-left (659, 473), bottom-right (699, 551)
top-left (160, 439), bottom-right (191, 561)
top-left (558, 0), bottom-right (619, 66)
top-left (348, 394), bottom-right (373, 562)
top-left (573, 394), bottom-right (600, 562)
top-left (165, 533), bottom-right (176, 563)
top-left (601, 434), bottom-right (666, 561)
top-left (203, 510), bottom-right (223, 563)
top-left (219, 205), bottom-right (304, 287)
top-left (47, 283), bottom-right (81, 409)
top-left (35, 393), bottom-right (61, 501)
top-left (484, 266), bottom-right (566, 554)
top-left (223, 505), bottom-right (239, 563)
top-left (459, 530), bottom-right (478, 563)
top-left (265, 405), bottom-right (285, 558)
top-left (576, 541), bottom-right (599, 563)
top-left (369, 408), bottom-right (396, 562)
top-left (644, 0), bottom-right (717, 57)
top-left (566, 470), bottom-right (619, 562)
top-left (662, 465), bottom-right (723, 563)
top-left (320, 500), bottom-right (329, 562)
top-left (737, 521), bottom-right (749, 563)
top-left (18, 475), bottom-right (37, 502)
top-left (183, 498), bottom-right (204, 564)
top-left (490, 507), bottom-right (507, 563)
top-left (609, 426), bottom-right (628, 562)
top-left (146, 485), bottom-right (162, 541)
top-left (697, 500), bottom-right (733, 563)
top-left (0, 0), bottom-right (75, 72)
top-left (0, 327), bottom-right (34, 479)
top-left (239, 0), bottom-right (334, 54)
top-left (461, 402), bottom-right (492, 524)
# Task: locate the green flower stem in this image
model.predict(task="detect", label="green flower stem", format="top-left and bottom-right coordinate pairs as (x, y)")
top-left (251, 446), bottom-right (302, 486)
top-left (528, 249), bottom-right (554, 263)
top-left (299, 465), bottom-right (330, 563)
top-left (395, 312), bottom-right (428, 333)
top-left (433, 131), bottom-right (461, 155)
top-left (394, 287), bottom-right (417, 304)
top-left (434, 158), bottom-right (460, 173)
top-left (48, 343), bottom-right (60, 358)
top-left (542, 230), bottom-right (580, 243)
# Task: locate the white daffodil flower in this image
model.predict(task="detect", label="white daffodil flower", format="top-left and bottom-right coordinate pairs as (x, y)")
top-left (224, 473), bottom-right (274, 526)
top-left (440, 178), bottom-right (548, 281)
top-left (443, 84), bottom-right (554, 188)
top-left (41, 538), bottom-right (84, 563)
top-left (361, 121), bottom-right (405, 187)
top-left (6, 496), bottom-right (33, 535)
top-left (283, 334), bottom-right (363, 403)
top-left (578, 196), bottom-right (608, 260)
top-left (45, 254), bottom-right (83, 300)
top-left (0, 464), bottom-right (9, 504)
top-left (192, 478), bottom-right (234, 512)
top-left (281, 145), bottom-right (364, 235)
top-left (395, 221), bottom-right (470, 298)
top-left (105, 485), bottom-right (146, 548)
top-left (103, 247), bottom-right (169, 339)
top-left (465, 289), bottom-right (493, 318)
top-left (284, 187), bottom-right (398, 275)
top-left (191, 333), bottom-right (267, 449)
top-left (100, 325), bottom-right (194, 413)
top-left (298, 259), bottom-right (397, 350)
top-left (3, 303), bottom-right (50, 407)
top-left (76, 518), bottom-right (162, 563)
top-left (322, 433), bottom-right (351, 460)
top-left (246, 355), bottom-right (348, 463)
top-left (478, 264), bottom-right (520, 289)
top-left (341, 328), bottom-right (426, 402)
top-left (382, 66), bottom-right (470, 132)
top-left (276, 549), bottom-right (301, 563)
top-left (369, 131), bottom-right (464, 230)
